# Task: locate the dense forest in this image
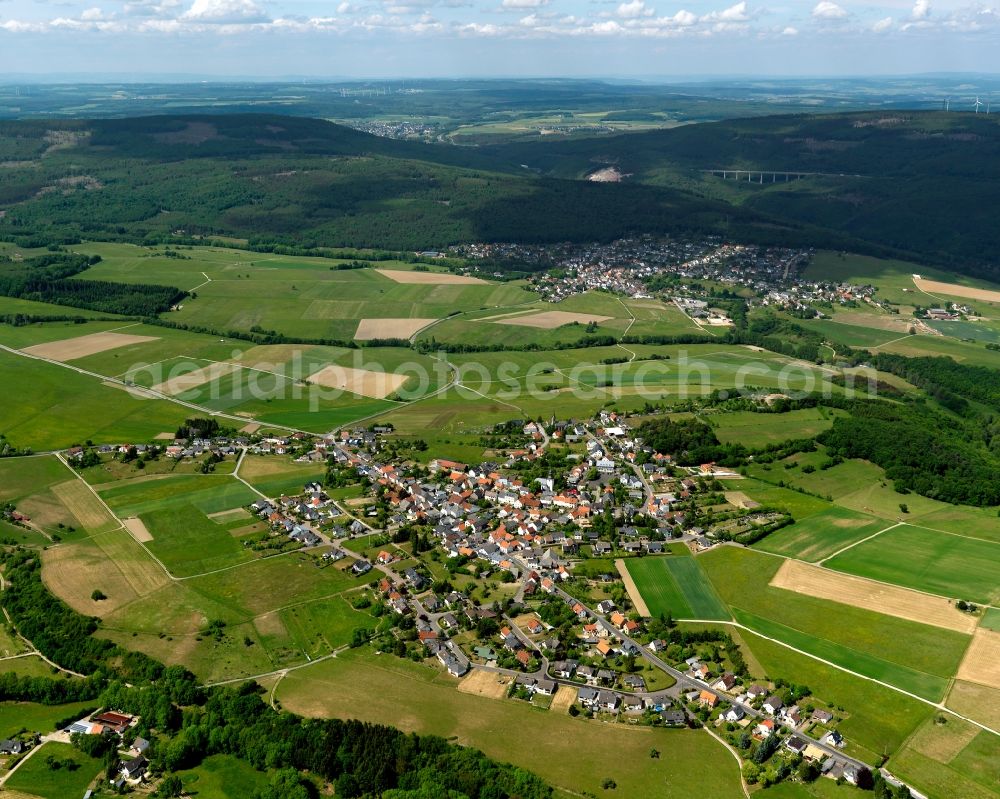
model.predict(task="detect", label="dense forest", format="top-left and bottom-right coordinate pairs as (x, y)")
top-left (819, 402), bottom-right (1000, 506)
top-left (0, 253), bottom-right (185, 315)
top-left (0, 548), bottom-right (552, 799)
top-left (635, 416), bottom-right (748, 465)
top-left (0, 113), bottom-right (901, 258)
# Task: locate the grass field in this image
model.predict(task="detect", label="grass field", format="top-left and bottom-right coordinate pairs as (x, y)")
top-left (709, 407), bottom-right (842, 447)
top-left (753, 506), bottom-right (890, 562)
top-left (98, 473), bottom-right (260, 518)
top-left (275, 648), bottom-right (746, 799)
top-left (0, 700), bottom-right (94, 738)
top-left (825, 524), bottom-right (1000, 605)
top-left (624, 554), bottom-right (730, 620)
top-left (4, 741), bottom-right (102, 799)
top-left (142, 504), bottom-right (256, 576)
top-left (174, 755), bottom-right (269, 799)
top-left (90, 550), bottom-right (370, 681)
top-left (700, 547), bottom-right (970, 701)
top-left (236, 454), bottom-right (325, 497)
top-left (735, 628), bottom-right (932, 764)
top-left (0, 347), bottom-right (189, 451)
top-left (889, 716), bottom-right (1000, 799)
top-left (75, 242), bottom-right (537, 342)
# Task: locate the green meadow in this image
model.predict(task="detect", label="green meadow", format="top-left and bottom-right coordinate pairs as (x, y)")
top-left (275, 648), bottom-right (746, 799)
top-left (0, 347), bottom-right (189, 451)
top-left (753, 506), bottom-right (889, 562)
top-left (708, 407), bottom-right (843, 447)
top-left (4, 741), bottom-right (103, 799)
top-left (699, 547), bottom-right (970, 702)
top-left (142, 504), bottom-right (257, 577)
top-left (0, 699), bottom-right (94, 738)
top-left (175, 755), bottom-right (270, 799)
top-left (825, 524), bottom-right (1000, 605)
top-left (734, 629), bottom-right (932, 765)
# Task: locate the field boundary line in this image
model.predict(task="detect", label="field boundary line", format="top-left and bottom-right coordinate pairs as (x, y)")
top-left (818, 521), bottom-right (903, 564)
top-left (189, 271), bottom-right (212, 292)
top-left (615, 559), bottom-right (650, 616)
top-left (202, 644), bottom-right (349, 687)
top-left (748, 543), bottom-right (999, 613)
top-left (616, 296), bottom-right (637, 339)
top-left (701, 726), bottom-right (751, 799)
top-left (676, 618), bottom-right (1000, 739)
top-left (871, 333), bottom-right (916, 350)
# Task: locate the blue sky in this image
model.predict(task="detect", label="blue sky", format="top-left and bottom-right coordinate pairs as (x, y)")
top-left (1, 0), bottom-right (998, 76)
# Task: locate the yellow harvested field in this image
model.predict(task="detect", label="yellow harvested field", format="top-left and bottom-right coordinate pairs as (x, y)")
top-left (913, 276), bottom-right (1000, 303)
top-left (51, 479), bottom-right (117, 532)
top-left (123, 517), bottom-right (153, 542)
top-left (771, 560), bottom-right (976, 634)
top-left (41, 541), bottom-right (141, 617)
top-left (549, 684), bottom-right (577, 714)
top-left (307, 365), bottom-right (408, 399)
top-left (354, 318), bottom-right (437, 340)
top-left (494, 311), bottom-right (613, 329)
top-left (457, 669), bottom-right (512, 700)
top-left (229, 344), bottom-right (306, 369)
top-left (254, 611), bottom-right (288, 639)
top-left (21, 331), bottom-right (159, 361)
top-left (376, 269), bottom-right (487, 285)
top-left (956, 628), bottom-right (1000, 688)
top-left (616, 559), bottom-right (650, 617)
top-left (240, 423), bottom-right (261, 434)
top-left (151, 361), bottom-right (240, 395)
top-left (908, 715), bottom-right (980, 762)
top-left (154, 432), bottom-right (176, 440)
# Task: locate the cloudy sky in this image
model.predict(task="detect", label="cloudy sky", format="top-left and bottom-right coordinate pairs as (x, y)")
top-left (0, 0), bottom-right (998, 76)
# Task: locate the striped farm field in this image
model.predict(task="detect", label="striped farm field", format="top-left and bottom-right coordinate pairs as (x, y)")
top-left (625, 554), bottom-right (730, 621)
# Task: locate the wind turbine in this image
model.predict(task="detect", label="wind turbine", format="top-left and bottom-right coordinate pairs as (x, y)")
top-left (974, 96), bottom-right (983, 113)
top-left (945, 97), bottom-right (950, 112)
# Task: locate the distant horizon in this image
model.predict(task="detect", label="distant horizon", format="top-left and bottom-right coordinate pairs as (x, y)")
top-left (1, 71), bottom-right (1000, 84)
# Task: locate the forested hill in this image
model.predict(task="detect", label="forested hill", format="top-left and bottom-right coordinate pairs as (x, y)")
top-left (489, 111), bottom-right (1000, 281)
top-left (1, 111), bottom-right (998, 271)
top-left (0, 114), bottom-right (849, 252)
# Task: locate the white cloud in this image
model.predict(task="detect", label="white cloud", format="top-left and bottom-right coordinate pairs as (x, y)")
top-left (617, 0), bottom-right (652, 18)
top-left (701, 1), bottom-right (749, 23)
top-left (781, 25), bottom-right (797, 35)
top-left (501, 0), bottom-right (548, 9)
top-left (812, 1), bottom-right (846, 20)
top-left (872, 16), bottom-right (892, 32)
top-left (181, 0), bottom-right (269, 23)
top-left (80, 6), bottom-right (105, 19)
top-left (912, 0), bottom-right (930, 20)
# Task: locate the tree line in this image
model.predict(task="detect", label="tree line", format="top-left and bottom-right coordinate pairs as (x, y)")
top-left (0, 253), bottom-right (185, 316)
